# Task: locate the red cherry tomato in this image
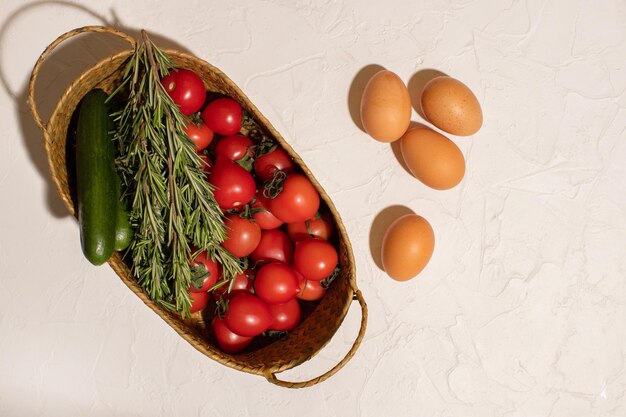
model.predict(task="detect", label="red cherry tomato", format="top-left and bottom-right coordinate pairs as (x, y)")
top-left (267, 298), bottom-right (301, 331)
top-left (249, 229), bottom-right (294, 266)
top-left (184, 122), bottom-right (214, 151)
top-left (215, 135), bottom-right (254, 163)
top-left (254, 146), bottom-right (295, 182)
top-left (213, 269), bottom-right (254, 299)
top-left (254, 262), bottom-right (299, 304)
top-left (268, 174), bottom-right (320, 223)
top-left (161, 69), bottom-right (206, 115)
top-left (189, 250), bottom-right (221, 292)
top-left (209, 156), bottom-right (256, 210)
top-left (251, 192), bottom-right (283, 230)
top-left (296, 270), bottom-right (327, 301)
top-left (224, 293), bottom-right (272, 337)
top-left (287, 213), bottom-right (334, 241)
top-left (201, 97), bottom-right (243, 136)
top-left (189, 291), bottom-right (210, 313)
top-left (221, 214), bottom-right (261, 258)
top-left (198, 154), bottom-right (213, 175)
top-left (293, 238), bottom-right (338, 281)
top-left (212, 316), bottom-right (253, 353)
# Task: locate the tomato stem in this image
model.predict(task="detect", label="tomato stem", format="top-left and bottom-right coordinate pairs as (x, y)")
top-left (190, 264), bottom-right (210, 290)
top-left (255, 139), bottom-right (277, 158)
top-left (189, 112), bottom-right (204, 126)
top-left (262, 330), bottom-right (289, 340)
top-left (235, 153), bottom-right (254, 172)
top-left (320, 266), bottom-right (340, 289)
top-left (262, 169), bottom-right (287, 199)
top-left (214, 298), bottom-right (230, 318)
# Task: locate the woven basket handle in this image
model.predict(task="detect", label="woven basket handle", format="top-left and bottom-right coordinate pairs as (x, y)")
top-left (264, 284), bottom-right (368, 388)
top-left (28, 25), bottom-right (136, 132)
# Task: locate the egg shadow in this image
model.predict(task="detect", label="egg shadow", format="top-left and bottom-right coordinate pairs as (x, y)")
top-left (1, 1), bottom-right (191, 218)
top-left (407, 68), bottom-right (447, 119)
top-left (347, 63), bottom-right (386, 133)
top-left (389, 121), bottom-right (431, 177)
top-left (369, 205), bottom-right (415, 272)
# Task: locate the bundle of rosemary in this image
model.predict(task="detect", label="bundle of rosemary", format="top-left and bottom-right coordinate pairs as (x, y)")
top-left (110, 31), bottom-right (242, 318)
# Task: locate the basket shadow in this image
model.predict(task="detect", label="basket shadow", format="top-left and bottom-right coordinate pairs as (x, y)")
top-left (407, 68), bottom-right (447, 119)
top-left (347, 63), bottom-right (385, 134)
top-left (0, 1), bottom-right (191, 217)
top-left (369, 205), bottom-right (415, 272)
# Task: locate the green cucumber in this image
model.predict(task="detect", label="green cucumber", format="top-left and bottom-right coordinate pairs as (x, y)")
top-left (109, 170), bottom-right (134, 252)
top-left (114, 204), bottom-right (133, 251)
top-left (76, 89), bottom-right (117, 265)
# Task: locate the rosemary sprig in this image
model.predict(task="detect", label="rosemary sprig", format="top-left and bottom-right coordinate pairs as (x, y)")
top-left (111, 31), bottom-right (242, 318)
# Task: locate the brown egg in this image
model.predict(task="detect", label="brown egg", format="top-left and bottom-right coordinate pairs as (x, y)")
top-left (381, 213), bottom-right (435, 281)
top-left (360, 70), bottom-right (412, 143)
top-left (400, 126), bottom-right (465, 190)
top-left (421, 76), bottom-right (482, 136)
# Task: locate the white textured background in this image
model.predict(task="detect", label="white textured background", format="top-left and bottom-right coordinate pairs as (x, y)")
top-left (1, 0), bottom-right (625, 416)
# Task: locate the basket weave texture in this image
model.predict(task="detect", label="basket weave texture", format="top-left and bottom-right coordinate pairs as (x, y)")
top-left (29, 26), bottom-right (367, 388)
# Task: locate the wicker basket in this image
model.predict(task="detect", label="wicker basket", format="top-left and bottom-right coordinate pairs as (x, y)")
top-left (28, 26), bottom-right (367, 388)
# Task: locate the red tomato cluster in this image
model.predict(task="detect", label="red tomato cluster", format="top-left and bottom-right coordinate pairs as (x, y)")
top-left (162, 68), bottom-right (341, 354)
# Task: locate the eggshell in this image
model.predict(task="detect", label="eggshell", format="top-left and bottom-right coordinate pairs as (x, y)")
top-left (421, 76), bottom-right (482, 136)
top-left (360, 70), bottom-right (412, 143)
top-left (400, 126), bottom-right (465, 190)
top-left (381, 214), bottom-right (435, 281)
